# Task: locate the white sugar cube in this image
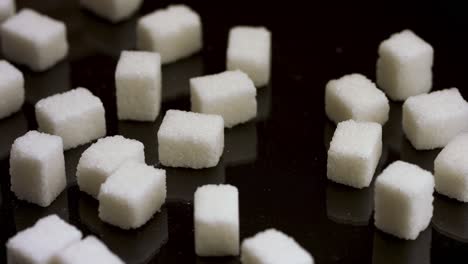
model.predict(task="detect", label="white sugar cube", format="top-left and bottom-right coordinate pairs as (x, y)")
top-left (10, 131), bottom-right (66, 207)
top-left (157, 110), bottom-right (224, 169)
top-left (327, 120), bottom-right (382, 188)
top-left (98, 161), bottom-right (166, 229)
top-left (190, 70), bottom-right (257, 128)
top-left (0, 60), bottom-right (24, 119)
top-left (377, 30), bottom-right (434, 101)
top-left (241, 229), bottom-right (314, 264)
top-left (52, 236), bottom-right (123, 264)
top-left (1, 9), bottom-right (68, 71)
top-left (325, 73), bottom-right (389, 124)
top-left (35, 87), bottom-right (106, 150)
top-left (80, 0), bottom-right (143, 23)
top-left (227, 26), bottom-right (271, 87)
top-left (77, 135), bottom-right (145, 198)
top-left (137, 5), bottom-right (202, 64)
top-left (194, 184), bottom-right (239, 256)
top-left (0, 0), bottom-right (15, 23)
top-left (434, 133), bottom-right (468, 202)
top-left (402, 88), bottom-right (468, 150)
top-left (374, 161), bottom-right (434, 240)
top-left (115, 50), bottom-right (161, 121)
top-left (7, 215), bottom-right (82, 264)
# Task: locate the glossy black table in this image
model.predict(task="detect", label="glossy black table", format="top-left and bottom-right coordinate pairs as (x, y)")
top-left (1, 0), bottom-right (468, 263)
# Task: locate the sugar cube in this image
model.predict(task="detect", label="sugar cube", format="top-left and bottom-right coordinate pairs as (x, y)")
top-left (7, 215), bottom-right (82, 264)
top-left (157, 110), bottom-right (224, 169)
top-left (0, 0), bottom-right (15, 23)
top-left (434, 133), bottom-right (468, 202)
top-left (10, 131), bottom-right (66, 207)
top-left (377, 30), bottom-right (434, 101)
top-left (35, 87), bottom-right (106, 150)
top-left (402, 88), bottom-right (468, 150)
top-left (1, 9), bottom-right (68, 71)
top-left (77, 135), bottom-right (145, 198)
top-left (190, 70), bottom-right (257, 128)
top-left (325, 73), bottom-right (389, 125)
top-left (374, 161), bottom-right (434, 240)
top-left (98, 161), bottom-right (166, 229)
top-left (137, 5), bottom-right (202, 64)
top-left (80, 0), bottom-right (143, 23)
top-left (0, 60), bottom-right (24, 119)
top-left (194, 184), bottom-right (239, 256)
top-left (327, 120), bottom-right (382, 188)
top-left (227, 26), bottom-right (271, 87)
top-left (241, 229), bottom-right (314, 264)
top-left (52, 236), bottom-right (123, 264)
top-left (115, 50), bottom-right (161, 121)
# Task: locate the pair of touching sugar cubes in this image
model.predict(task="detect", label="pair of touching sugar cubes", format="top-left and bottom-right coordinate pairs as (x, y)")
top-left (7, 215), bottom-right (124, 263)
top-left (326, 30), bottom-right (468, 240)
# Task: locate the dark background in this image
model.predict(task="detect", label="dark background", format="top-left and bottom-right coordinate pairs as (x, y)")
top-left (1, 0), bottom-right (468, 263)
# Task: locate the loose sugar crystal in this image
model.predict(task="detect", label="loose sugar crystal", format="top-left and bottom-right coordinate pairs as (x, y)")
top-left (7, 215), bottom-right (82, 264)
top-left (157, 110), bottom-right (224, 169)
top-left (374, 161), bottom-right (434, 240)
top-left (241, 229), bottom-right (314, 264)
top-left (137, 5), bottom-right (202, 64)
top-left (10, 131), bottom-right (66, 207)
top-left (327, 120), bottom-right (382, 188)
top-left (98, 161), bottom-right (166, 229)
top-left (1, 9), bottom-right (68, 71)
top-left (52, 236), bottom-right (124, 264)
top-left (434, 133), bottom-right (468, 202)
top-left (227, 26), bottom-right (271, 87)
top-left (190, 70), bottom-right (257, 128)
top-left (402, 88), bottom-right (468, 150)
top-left (325, 73), bottom-right (389, 124)
top-left (35, 87), bottom-right (106, 150)
top-left (377, 30), bottom-right (434, 101)
top-left (80, 0), bottom-right (143, 23)
top-left (115, 51), bottom-right (161, 121)
top-left (194, 184), bottom-right (239, 256)
top-left (0, 60), bottom-right (24, 119)
top-left (77, 135), bottom-right (145, 198)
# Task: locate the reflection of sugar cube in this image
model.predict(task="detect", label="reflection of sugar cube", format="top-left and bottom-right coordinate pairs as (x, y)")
top-left (80, 0), bottom-right (143, 23)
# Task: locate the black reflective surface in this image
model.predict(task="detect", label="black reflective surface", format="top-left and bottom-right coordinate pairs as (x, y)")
top-left (1, 0), bottom-right (468, 263)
